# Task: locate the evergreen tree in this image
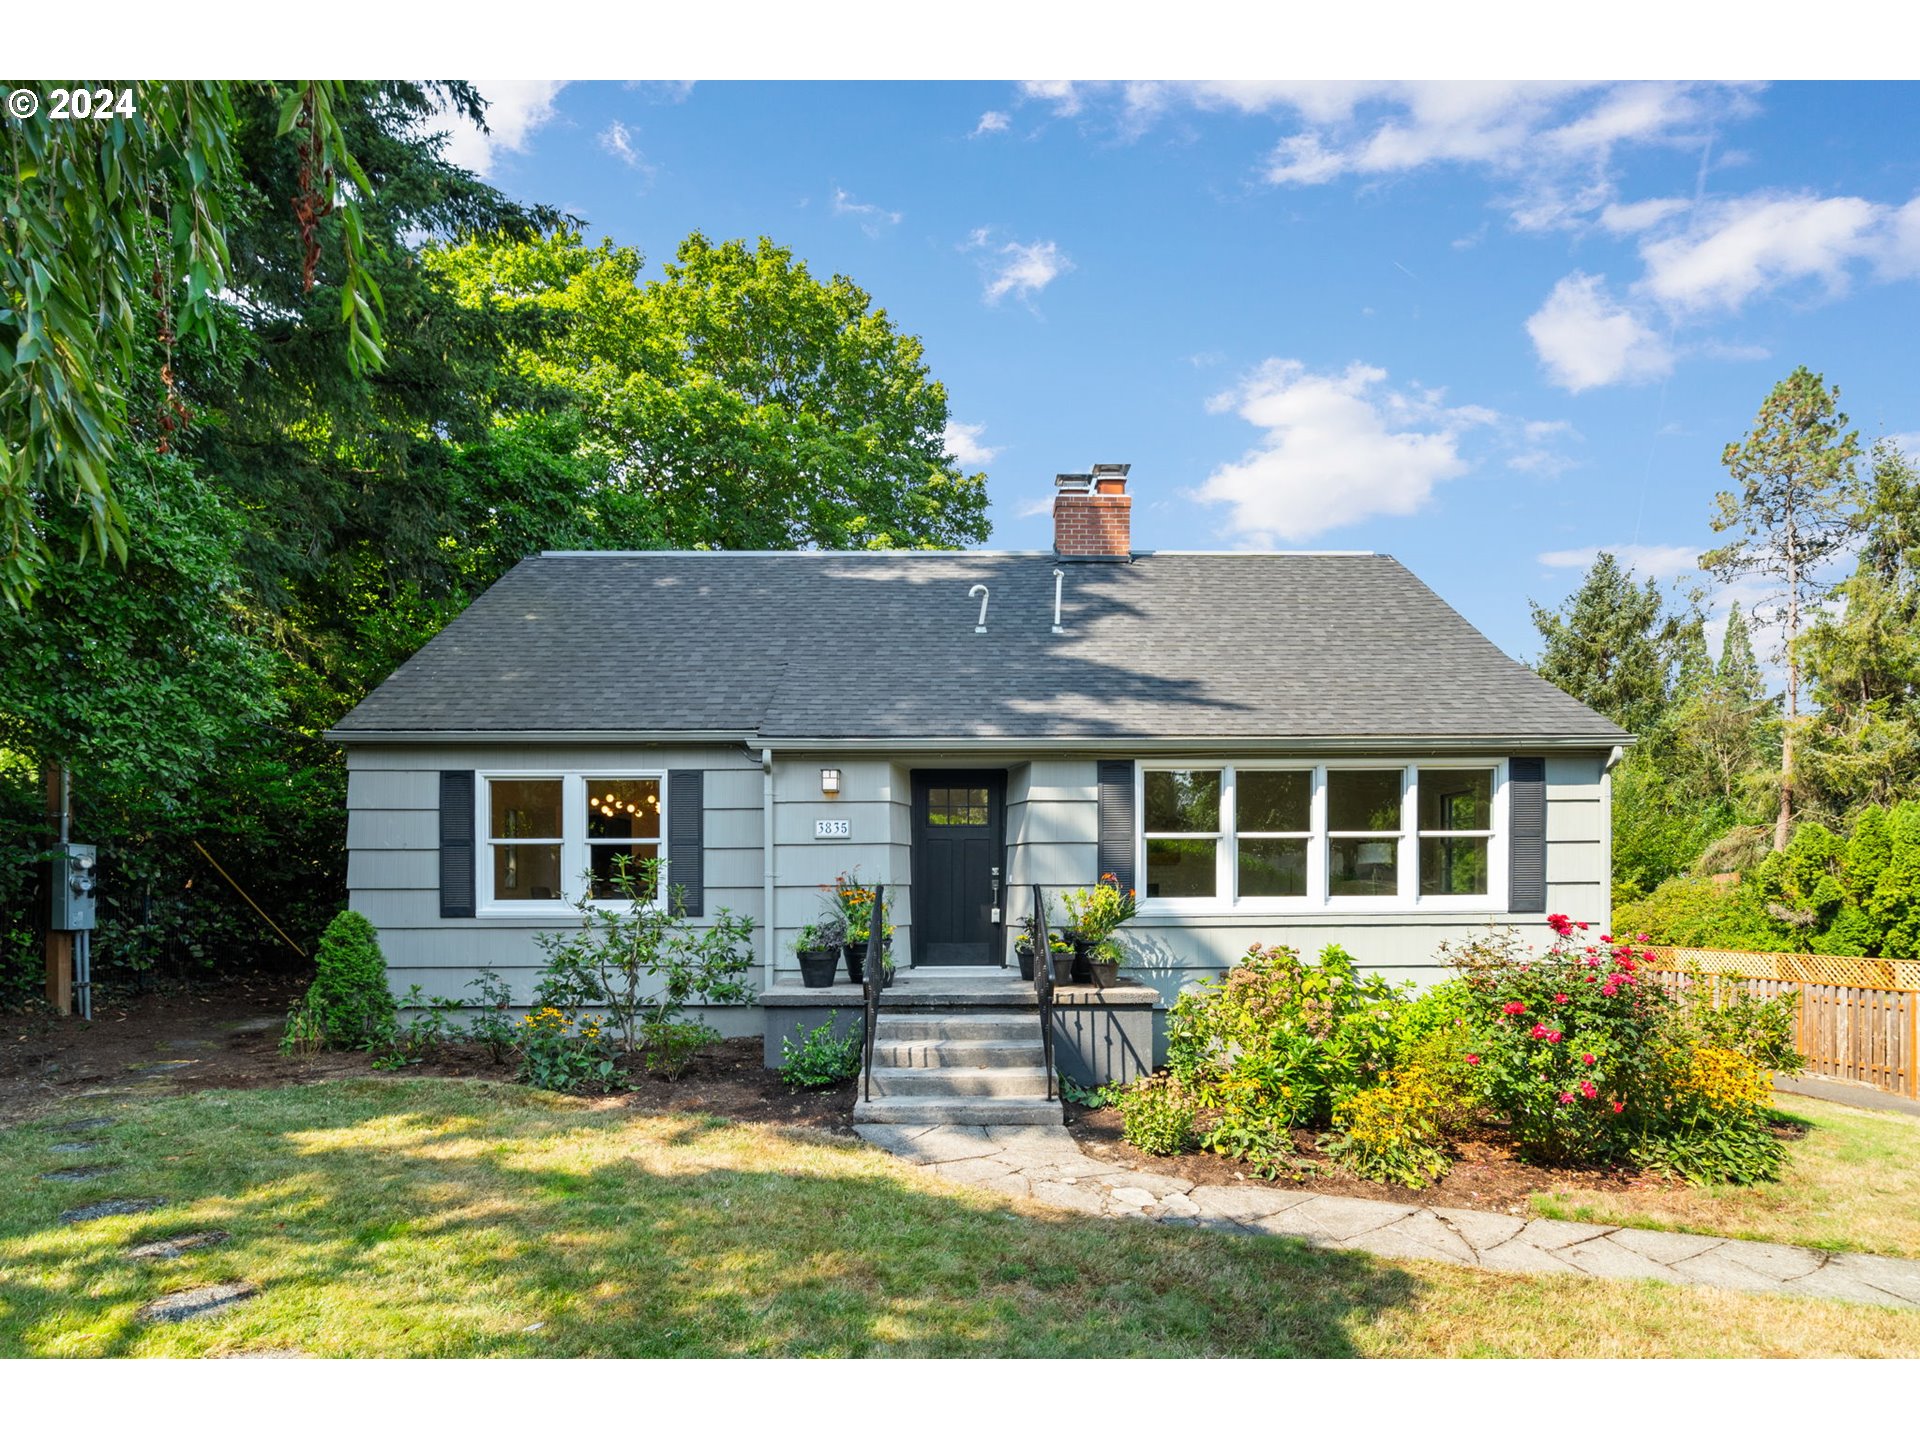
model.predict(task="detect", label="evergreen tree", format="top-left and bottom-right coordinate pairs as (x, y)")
top-left (1703, 367), bottom-right (1864, 849)
top-left (1529, 552), bottom-right (1674, 736)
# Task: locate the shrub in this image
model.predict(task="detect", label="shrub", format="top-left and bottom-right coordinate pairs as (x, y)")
top-left (516, 1006), bottom-right (616, 1092)
top-left (1633, 1044), bottom-right (1786, 1185)
top-left (1116, 1078), bottom-right (1199, 1156)
top-left (287, 910), bottom-right (394, 1051)
top-left (640, 1019), bottom-right (719, 1080)
top-left (533, 855), bottom-right (753, 1065)
top-left (778, 1015), bottom-right (861, 1088)
top-left (1673, 972), bottom-right (1804, 1075)
top-left (462, 968), bottom-right (519, 1065)
top-left (1167, 942), bottom-right (1405, 1131)
top-left (1327, 1077), bottom-right (1452, 1189)
top-left (1443, 919), bottom-right (1676, 1165)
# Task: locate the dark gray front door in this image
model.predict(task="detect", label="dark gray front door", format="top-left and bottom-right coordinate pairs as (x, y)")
top-left (910, 770), bottom-right (1005, 966)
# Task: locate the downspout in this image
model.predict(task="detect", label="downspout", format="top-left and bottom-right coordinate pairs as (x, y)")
top-left (761, 747), bottom-right (776, 991)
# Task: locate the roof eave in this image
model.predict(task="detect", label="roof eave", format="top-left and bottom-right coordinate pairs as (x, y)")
top-left (325, 727), bottom-right (1631, 752)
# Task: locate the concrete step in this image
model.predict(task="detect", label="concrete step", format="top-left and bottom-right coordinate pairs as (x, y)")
top-left (872, 1013), bottom-right (1035, 1043)
top-left (851, 1094), bottom-right (1064, 1127)
top-left (870, 1038), bottom-right (1045, 1069)
top-left (867, 1066), bottom-right (1052, 1098)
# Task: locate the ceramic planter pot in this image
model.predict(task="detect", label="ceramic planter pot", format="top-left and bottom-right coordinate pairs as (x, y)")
top-left (1015, 944), bottom-right (1036, 982)
top-left (1049, 948), bottom-right (1077, 985)
top-left (842, 941), bottom-right (866, 985)
top-left (797, 947), bottom-right (840, 989)
top-left (1087, 959), bottom-right (1121, 988)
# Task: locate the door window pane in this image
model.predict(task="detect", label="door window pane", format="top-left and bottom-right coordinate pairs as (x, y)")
top-left (1238, 771), bottom-right (1311, 832)
top-left (586, 778), bottom-right (661, 839)
top-left (493, 843), bottom-right (563, 901)
top-left (490, 779), bottom-right (562, 839)
top-left (1420, 836), bottom-right (1489, 896)
top-left (1146, 838), bottom-right (1217, 898)
top-left (1327, 770), bottom-right (1401, 832)
top-left (1330, 837), bottom-right (1398, 897)
top-left (928, 786), bottom-right (989, 826)
top-left (1418, 770), bottom-right (1493, 831)
top-left (1239, 838), bottom-right (1308, 897)
top-left (1144, 770), bottom-right (1221, 832)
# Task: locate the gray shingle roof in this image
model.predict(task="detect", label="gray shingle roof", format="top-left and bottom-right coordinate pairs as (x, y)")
top-left (330, 551), bottom-right (1628, 746)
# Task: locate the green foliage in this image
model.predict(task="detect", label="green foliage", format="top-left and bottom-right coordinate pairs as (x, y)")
top-left (778, 1015), bottom-right (862, 1088)
top-left (1059, 1075), bottom-right (1122, 1109)
top-left (640, 1020), bottom-right (719, 1081)
top-left (290, 910), bottom-right (394, 1051)
top-left (1674, 974), bottom-right (1804, 1076)
top-left (425, 230), bottom-right (992, 552)
top-left (1167, 942), bottom-right (1406, 1131)
top-left (1116, 1079), bottom-right (1200, 1156)
top-left (532, 855), bottom-right (753, 1056)
top-left (1061, 874), bottom-right (1138, 944)
top-left (1632, 1046), bottom-right (1786, 1186)
top-left (1529, 551), bottom-right (1677, 738)
top-left (515, 1006), bottom-right (616, 1093)
top-left (461, 969), bottom-right (519, 1065)
top-left (1326, 1080), bottom-right (1454, 1189)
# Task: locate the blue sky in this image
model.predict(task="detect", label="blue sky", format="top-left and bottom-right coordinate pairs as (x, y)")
top-left (440, 80), bottom-right (1920, 663)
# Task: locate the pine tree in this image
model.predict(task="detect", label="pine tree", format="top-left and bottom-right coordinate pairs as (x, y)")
top-left (1529, 552), bottom-right (1673, 736)
top-left (1703, 367), bottom-right (1864, 849)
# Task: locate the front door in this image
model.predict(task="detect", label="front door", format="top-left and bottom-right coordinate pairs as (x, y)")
top-left (910, 770), bottom-right (1006, 967)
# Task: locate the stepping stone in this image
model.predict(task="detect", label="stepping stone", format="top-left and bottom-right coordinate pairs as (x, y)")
top-left (126, 1230), bottom-right (231, 1261)
top-left (226, 1016), bottom-right (281, 1034)
top-left (40, 1165), bottom-right (118, 1182)
top-left (60, 1197), bottom-right (166, 1224)
top-left (137, 1282), bottom-right (258, 1324)
top-left (48, 1141), bottom-right (99, 1154)
top-left (52, 1117), bottom-right (114, 1133)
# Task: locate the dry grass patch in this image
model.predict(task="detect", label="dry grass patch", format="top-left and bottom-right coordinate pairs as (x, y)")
top-left (1530, 1094), bottom-right (1920, 1259)
top-left (0, 1078), bottom-right (1915, 1357)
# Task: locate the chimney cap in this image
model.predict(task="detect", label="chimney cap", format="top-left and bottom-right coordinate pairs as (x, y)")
top-left (1090, 462), bottom-right (1131, 478)
top-left (1054, 472), bottom-right (1094, 493)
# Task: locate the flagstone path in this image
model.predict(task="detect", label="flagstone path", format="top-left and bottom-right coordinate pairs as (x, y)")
top-left (855, 1122), bottom-right (1920, 1311)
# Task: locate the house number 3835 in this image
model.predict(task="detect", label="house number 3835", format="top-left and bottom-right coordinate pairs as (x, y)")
top-left (814, 819), bottom-right (851, 839)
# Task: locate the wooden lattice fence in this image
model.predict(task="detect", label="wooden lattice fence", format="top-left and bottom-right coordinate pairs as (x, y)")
top-left (1645, 946), bottom-right (1920, 1100)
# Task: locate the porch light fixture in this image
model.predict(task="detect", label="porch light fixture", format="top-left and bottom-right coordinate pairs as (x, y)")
top-left (820, 767), bottom-right (841, 796)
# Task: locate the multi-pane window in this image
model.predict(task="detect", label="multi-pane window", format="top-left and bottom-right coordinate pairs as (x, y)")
top-left (586, 778), bottom-right (662, 898)
top-left (482, 773), bottom-right (666, 908)
top-left (1139, 763), bottom-right (1502, 909)
top-left (927, 786), bottom-right (990, 826)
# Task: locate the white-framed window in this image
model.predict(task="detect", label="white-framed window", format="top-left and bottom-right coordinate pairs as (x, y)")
top-left (1135, 760), bottom-right (1507, 914)
top-left (479, 772), bottom-right (666, 912)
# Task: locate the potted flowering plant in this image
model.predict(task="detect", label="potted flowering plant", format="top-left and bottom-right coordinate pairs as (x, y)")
top-left (827, 870), bottom-right (894, 985)
top-left (1061, 873), bottom-right (1139, 987)
top-left (793, 922), bottom-right (843, 989)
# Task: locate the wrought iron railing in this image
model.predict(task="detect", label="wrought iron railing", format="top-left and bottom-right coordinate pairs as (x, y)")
top-left (1029, 883), bottom-right (1056, 1101)
top-left (860, 882), bottom-right (886, 1103)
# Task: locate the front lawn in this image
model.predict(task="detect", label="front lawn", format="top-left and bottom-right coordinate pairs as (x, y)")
top-left (2, 1079), bottom-right (1918, 1358)
top-left (1530, 1094), bottom-right (1920, 1259)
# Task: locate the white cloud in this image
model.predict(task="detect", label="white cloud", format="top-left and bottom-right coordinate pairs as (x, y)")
top-left (944, 420), bottom-right (1001, 467)
top-left (1014, 494), bottom-right (1054, 520)
top-left (832, 187), bottom-right (902, 236)
top-left (1192, 360), bottom-right (1485, 544)
top-left (1884, 432), bottom-right (1920, 457)
top-left (1639, 193), bottom-right (1889, 312)
top-left (436, 81), bottom-right (566, 177)
top-left (980, 238), bottom-right (1072, 305)
top-left (599, 121), bottom-right (645, 169)
top-left (1537, 544), bottom-right (1700, 579)
top-left (1599, 196), bottom-right (1691, 234)
top-left (971, 110), bottom-right (1010, 137)
top-left (1019, 81), bottom-right (1081, 117)
top-left (1526, 272), bottom-right (1674, 392)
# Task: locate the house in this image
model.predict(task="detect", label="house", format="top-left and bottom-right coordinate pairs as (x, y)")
top-left (326, 463), bottom-right (1628, 1085)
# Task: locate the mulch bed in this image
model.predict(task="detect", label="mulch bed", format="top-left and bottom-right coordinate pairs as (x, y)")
top-left (1067, 1101), bottom-right (1683, 1215)
top-left (0, 979), bottom-right (853, 1133)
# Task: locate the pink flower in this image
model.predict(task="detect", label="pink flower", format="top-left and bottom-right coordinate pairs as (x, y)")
top-left (1554, 993), bottom-right (1570, 1004)
top-left (1547, 914), bottom-right (1573, 937)
top-left (1579, 1079), bottom-right (1598, 1099)
top-left (1558, 1092), bottom-right (1576, 1105)
top-left (1581, 1053), bottom-right (1596, 1066)
top-left (1600, 934), bottom-right (1613, 944)
top-left (1611, 1100), bottom-right (1626, 1114)
top-left (1530, 1022), bottom-right (1551, 1039)
top-left (1466, 1054), bottom-right (1481, 1065)
top-left (1503, 1001), bottom-right (1528, 1016)
top-left (1576, 921), bottom-right (1589, 931)
top-left (1635, 933), bottom-right (1650, 943)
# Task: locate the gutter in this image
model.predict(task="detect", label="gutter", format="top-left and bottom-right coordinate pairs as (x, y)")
top-left (760, 746), bottom-right (776, 993)
top-left (325, 728), bottom-right (1632, 753)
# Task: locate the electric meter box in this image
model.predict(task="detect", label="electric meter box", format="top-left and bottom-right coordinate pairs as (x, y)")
top-left (47, 842), bottom-right (97, 931)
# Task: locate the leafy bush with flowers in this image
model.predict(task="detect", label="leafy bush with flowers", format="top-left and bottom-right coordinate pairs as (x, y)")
top-left (1061, 873), bottom-right (1139, 946)
top-left (1441, 916), bottom-right (1678, 1164)
top-left (1632, 1043), bottom-right (1786, 1185)
top-left (1164, 943), bottom-right (1407, 1173)
top-left (1116, 1076), bottom-right (1201, 1155)
top-left (516, 1005), bottom-right (617, 1092)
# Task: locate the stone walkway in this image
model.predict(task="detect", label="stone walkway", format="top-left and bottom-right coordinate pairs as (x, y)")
top-left (855, 1122), bottom-right (1920, 1311)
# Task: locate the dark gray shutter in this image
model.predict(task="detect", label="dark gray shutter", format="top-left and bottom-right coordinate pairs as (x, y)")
top-left (668, 769), bottom-right (705, 916)
top-left (1096, 760), bottom-right (1136, 893)
top-left (439, 770), bottom-right (476, 919)
top-left (1508, 757), bottom-right (1547, 913)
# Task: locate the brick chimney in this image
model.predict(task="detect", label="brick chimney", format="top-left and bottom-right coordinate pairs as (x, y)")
top-left (1053, 462), bottom-right (1132, 559)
